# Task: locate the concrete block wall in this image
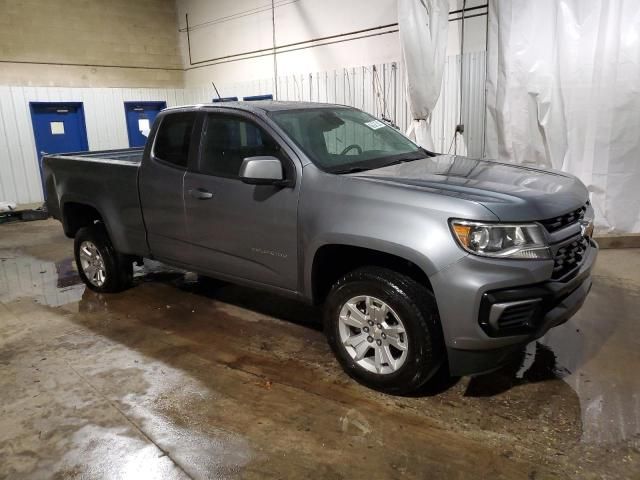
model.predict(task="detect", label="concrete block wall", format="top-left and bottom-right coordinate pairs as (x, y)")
top-left (0, 0), bottom-right (184, 88)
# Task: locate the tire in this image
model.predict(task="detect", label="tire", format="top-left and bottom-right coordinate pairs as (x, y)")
top-left (74, 225), bottom-right (133, 293)
top-left (324, 267), bottom-right (444, 395)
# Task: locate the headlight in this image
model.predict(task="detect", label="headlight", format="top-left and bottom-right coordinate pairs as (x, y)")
top-left (450, 220), bottom-right (551, 259)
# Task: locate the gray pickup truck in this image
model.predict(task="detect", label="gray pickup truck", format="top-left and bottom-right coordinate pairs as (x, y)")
top-left (43, 101), bottom-right (597, 394)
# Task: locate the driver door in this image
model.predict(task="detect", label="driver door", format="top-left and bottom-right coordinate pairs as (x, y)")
top-left (183, 111), bottom-right (300, 291)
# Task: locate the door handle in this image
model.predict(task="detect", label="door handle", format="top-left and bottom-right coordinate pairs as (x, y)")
top-left (189, 188), bottom-right (214, 200)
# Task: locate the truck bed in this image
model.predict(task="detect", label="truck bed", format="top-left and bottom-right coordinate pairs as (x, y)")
top-left (47, 147), bottom-right (145, 164)
top-left (43, 148), bottom-right (149, 257)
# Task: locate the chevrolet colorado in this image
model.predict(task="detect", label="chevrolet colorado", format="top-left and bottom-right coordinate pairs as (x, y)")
top-left (43, 101), bottom-right (597, 394)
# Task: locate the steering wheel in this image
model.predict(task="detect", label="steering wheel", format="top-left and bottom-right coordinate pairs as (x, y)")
top-left (340, 144), bottom-right (362, 155)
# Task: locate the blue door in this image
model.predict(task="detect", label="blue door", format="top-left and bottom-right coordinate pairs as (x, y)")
top-left (124, 101), bottom-right (166, 147)
top-left (30, 102), bottom-right (89, 196)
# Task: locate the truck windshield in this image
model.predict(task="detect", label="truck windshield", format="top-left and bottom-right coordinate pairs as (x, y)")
top-left (269, 107), bottom-right (429, 173)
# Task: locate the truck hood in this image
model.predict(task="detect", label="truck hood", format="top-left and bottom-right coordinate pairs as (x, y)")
top-left (348, 154), bottom-right (589, 221)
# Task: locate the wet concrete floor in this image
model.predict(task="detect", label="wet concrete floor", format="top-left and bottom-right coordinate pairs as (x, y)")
top-left (1, 219), bottom-right (639, 479)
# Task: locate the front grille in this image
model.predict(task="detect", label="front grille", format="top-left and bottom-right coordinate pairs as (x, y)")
top-left (540, 204), bottom-right (587, 233)
top-left (552, 236), bottom-right (589, 280)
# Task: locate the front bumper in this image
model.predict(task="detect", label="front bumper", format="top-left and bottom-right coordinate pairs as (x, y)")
top-left (430, 238), bottom-right (598, 377)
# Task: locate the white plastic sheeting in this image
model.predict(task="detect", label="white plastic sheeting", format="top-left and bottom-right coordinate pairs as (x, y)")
top-left (398, 0), bottom-right (449, 150)
top-left (485, 0), bottom-right (640, 233)
top-left (0, 201), bottom-right (16, 212)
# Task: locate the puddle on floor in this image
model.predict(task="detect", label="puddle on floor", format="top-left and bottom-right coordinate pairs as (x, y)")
top-left (0, 253), bottom-right (190, 308)
top-left (493, 277), bottom-right (640, 445)
top-left (2, 247), bottom-right (639, 450)
top-left (540, 282), bottom-right (640, 444)
top-left (72, 348), bottom-right (253, 479)
top-left (0, 252), bottom-right (85, 307)
top-left (55, 424), bottom-right (189, 480)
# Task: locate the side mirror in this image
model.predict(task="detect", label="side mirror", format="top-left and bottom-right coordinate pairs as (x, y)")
top-left (239, 156), bottom-right (285, 185)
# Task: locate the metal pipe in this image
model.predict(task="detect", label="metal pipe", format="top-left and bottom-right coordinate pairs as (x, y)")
top-left (450, 4), bottom-right (487, 15)
top-left (392, 62), bottom-right (397, 124)
top-left (456, 0), bottom-right (467, 155)
top-left (450, 12), bottom-right (486, 22)
top-left (183, 11), bottom-right (486, 69)
top-left (186, 13), bottom-right (192, 66)
top-left (0, 59), bottom-right (182, 71)
top-left (272, 0), bottom-right (278, 99)
top-left (184, 29), bottom-right (400, 70)
top-left (482, 0), bottom-right (490, 158)
top-left (188, 23), bottom-right (399, 66)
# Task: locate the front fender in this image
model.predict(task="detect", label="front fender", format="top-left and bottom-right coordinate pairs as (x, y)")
top-left (303, 234), bottom-right (443, 300)
top-left (298, 166), bottom-right (492, 300)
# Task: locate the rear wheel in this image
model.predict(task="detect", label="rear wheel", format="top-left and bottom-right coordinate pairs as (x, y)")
top-left (74, 225), bottom-right (133, 293)
top-left (324, 267), bottom-right (444, 394)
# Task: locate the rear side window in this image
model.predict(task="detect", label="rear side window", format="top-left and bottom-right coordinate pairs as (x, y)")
top-left (153, 112), bottom-right (195, 167)
top-left (200, 114), bottom-right (283, 177)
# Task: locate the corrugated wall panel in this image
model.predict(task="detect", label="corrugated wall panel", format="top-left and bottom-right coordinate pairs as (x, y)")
top-left (0, 86), bottom-right (201, 204)
top-left (212, 52), bottom-right (485, 157)
top-left (0, 52), bottom-right (486, 205)
top-left (0, 87), bottom-right (19, 203)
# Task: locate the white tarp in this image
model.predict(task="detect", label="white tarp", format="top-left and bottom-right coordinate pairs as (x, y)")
top-left (0, 201), bottom-right (16, 212)
top-left (485, 0), bottom-right (640, 233)
top-left (398, 0), bottom-right (450, 150)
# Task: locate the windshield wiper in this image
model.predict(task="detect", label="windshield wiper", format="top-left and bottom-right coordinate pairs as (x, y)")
top-left (332, 166), bottom-right (373, 174)
top-left (379, 154), bottom-right (426, 168)
top-left (332, 152), bottom-right (428, 174)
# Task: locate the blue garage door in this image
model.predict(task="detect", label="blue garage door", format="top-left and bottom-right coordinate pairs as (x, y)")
top-left (124, 101), bottom-right (166, 147)
top-left (30, 102), bottom-right (89, 195)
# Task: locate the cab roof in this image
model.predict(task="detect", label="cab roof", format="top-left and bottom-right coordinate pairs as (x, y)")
top-left (163, 100), bottom-right (349, 114)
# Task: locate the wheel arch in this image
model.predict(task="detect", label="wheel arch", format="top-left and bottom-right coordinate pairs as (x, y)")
top-left (61, 197), bottom-right (112, 241)
top-left (306, 237), bottom-right (437, 304)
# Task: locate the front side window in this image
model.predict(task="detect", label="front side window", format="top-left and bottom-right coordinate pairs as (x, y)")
top-left (270, 107), bottom-right (427, 173)
top-left (200, 114), bottom-right (282, 177)
top-left (153, 112), bottom-right (195, 167)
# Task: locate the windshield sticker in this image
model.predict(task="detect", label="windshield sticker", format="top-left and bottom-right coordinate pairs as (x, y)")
top-left (365, 120), bottom-right (386, 130)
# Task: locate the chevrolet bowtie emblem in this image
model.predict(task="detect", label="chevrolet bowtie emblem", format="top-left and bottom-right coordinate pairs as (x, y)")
top-left (580, 219), bottom-right (594, 238)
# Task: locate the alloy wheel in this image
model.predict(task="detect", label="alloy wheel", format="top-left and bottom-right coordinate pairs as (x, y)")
top-left (78, 241), bottom-right (107, 287)
top-left (337, 295), bottom-right (408, 374)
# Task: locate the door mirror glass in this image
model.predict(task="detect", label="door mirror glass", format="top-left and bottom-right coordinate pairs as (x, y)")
top-left (239, 156), bottom-right (284, 185)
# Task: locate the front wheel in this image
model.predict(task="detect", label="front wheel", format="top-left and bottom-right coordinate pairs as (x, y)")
top-left (324, 267), bottom-right (444, 395)
top-left (74, 225), bottom-right (133, 293)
